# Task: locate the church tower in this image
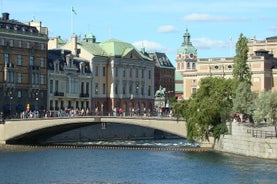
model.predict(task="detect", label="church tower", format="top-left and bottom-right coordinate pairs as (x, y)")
top-left (175, 28), bottom-right (198, 100)
top-left (175, 28), bottom-right (197, 71)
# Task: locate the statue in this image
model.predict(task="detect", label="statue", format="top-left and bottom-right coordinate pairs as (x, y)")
top-left (155, 86), bottom-right (166, 97)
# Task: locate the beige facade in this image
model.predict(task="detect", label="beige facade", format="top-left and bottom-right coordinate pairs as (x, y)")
top-left (181, 52), bottom-right (277, 99)
top-left (248, 36), bottom-right (277, 57)
top-left (176, 30), bottom-right (277, 99)
top-left (48, 34), bottom-right (155, 115)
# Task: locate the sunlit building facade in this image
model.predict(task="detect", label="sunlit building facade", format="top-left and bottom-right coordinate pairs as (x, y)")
top-left (0, 13), bottom-right (48, 117)
top-left (175, 30), bottom-right (277, 100)
top-left (49, 34), bottom-right (155, 115)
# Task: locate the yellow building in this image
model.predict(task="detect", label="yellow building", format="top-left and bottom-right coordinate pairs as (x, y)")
top-left (0, 13), bottom-right (48, 117)
top-left (176, 29), bottom-right (277, 99)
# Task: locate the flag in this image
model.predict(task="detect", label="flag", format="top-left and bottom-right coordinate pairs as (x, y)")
top-left (72, 7), bottom-right (77, 15)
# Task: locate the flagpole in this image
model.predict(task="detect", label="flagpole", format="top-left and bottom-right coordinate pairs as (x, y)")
top-left (71, 6), bottom-right (73, 35)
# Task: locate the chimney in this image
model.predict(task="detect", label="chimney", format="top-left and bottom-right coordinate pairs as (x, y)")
top-left (2, 13), bottom-right (10, 21)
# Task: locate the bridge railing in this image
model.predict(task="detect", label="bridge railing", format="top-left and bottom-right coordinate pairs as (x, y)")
top-left (3, 109), bottom-right (177, 121)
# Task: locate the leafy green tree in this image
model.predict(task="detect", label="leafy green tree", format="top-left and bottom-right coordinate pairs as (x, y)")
top-left (173, 77), bottom-right (234, 141)
top-left (253, 91), bottom-right (277, 125)
top-left (232, 33), bottom-right (254, 115)
top-left (232, 33), bottom-right (251, 85)
top-left (232, 81), bottom-right (256, 115)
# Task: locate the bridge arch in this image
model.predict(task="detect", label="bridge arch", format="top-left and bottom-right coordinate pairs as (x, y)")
top-left (0, 117), bottom-right (187, 144)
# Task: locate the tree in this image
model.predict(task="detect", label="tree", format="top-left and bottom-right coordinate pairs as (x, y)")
top-left (253, 91), bottom-right (277, 125)
top-left (232, 33), bottom-right (254, 116)
top-left (173, 77), bottom-right (234, 141)
top-left (232, 81), bottom-right (256, 115)
top-left (232, 33), bottom-right (251, 85)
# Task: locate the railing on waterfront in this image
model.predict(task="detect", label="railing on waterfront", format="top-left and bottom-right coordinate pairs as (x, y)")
top-left (247, 129), bottom-right (276, 139)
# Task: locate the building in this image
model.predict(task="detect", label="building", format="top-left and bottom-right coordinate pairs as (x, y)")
top-left (175, 28), bottom-right (198, 99)
top-left (48, 34), bottom-right (155, 115)
top-left (0, 13), bottom-right (48, 117)
top-left (47, 49), bottom-right (92, 114)
top-left (248, 36), bottom-right (277, 58)
top-left (175, 29), bottom-right (277, 99)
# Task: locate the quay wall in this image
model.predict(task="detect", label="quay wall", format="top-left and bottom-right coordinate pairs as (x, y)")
top-left (214, 121), bottom-right (277, 159)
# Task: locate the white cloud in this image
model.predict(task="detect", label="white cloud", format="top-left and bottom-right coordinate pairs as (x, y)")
top-left (192, 37), bottom-right (228, 49)
top-left (157, 25), bottom-right (178, 33)
top-left (183, 13), bottom-right (232, 22)
top-left (132, 40), bottom-right (166, 52)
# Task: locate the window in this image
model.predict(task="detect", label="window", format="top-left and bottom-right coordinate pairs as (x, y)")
top-left (30, 56), bottom-right (34, 66)
top-left (95, 66), bottom-right (99, 76)
top-left (81, 82), bottom-right (84, 94)
top-left (86, 82), bottom-right (89, 94)
top-left (95, 83), bottom-right (98, 94)
top-left (1, 38), bottom-right (5, 46)
top-left (148, 86), bottom-right (151, 96)
top-left (103, 66), bottom-right (106, 76)
top-left (102, 83), bottom-right (106, 94)
top-left (17, 55), bottom-right (22, 66)
top-left (17, 90), bottom-right (22, 98)
top-left (9, 39), bottom-right (13, 47)
top-left (40, 57), bottom-right (45, 68)
top-left (4, 53), bottom-right (9, 64)
top-left (17, 73), bottom-right (22, 83)
top-left (50, 80), bottom-right (53, 93)
top-left (192, 87), bottom-right (197, 94)
top-left (18, 40), bottom-right (22, 48)
top-left (192, 63), bottom-right (196, 69)
top-left (187, 62), bottom-right (190, 69)
top-left (123, 68), bottom-right (126, 77)
top-left (40, 75), bottom-right (45, 85)
top-left (136, 69), bottom-right (139, 78)
top-left (55, 80), bottom-right (59, 92)
top-left (26, 41), bottom-right (30, 48)
top-left (40, 43), bottom-right (45, 50)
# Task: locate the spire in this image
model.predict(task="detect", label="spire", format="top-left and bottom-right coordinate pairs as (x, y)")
top-left (182, 28), bottom-right (191, 46)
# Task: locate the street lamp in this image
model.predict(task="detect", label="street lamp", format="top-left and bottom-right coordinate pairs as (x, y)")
top-left (9, 91), bottom-right (13, 116)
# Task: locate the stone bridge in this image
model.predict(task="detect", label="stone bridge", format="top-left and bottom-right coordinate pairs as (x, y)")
top-left (0, 116), bottom-right (190, 145)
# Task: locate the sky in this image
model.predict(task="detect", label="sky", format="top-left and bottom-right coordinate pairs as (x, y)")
top-left (1, 0), bottom-right (277, 65)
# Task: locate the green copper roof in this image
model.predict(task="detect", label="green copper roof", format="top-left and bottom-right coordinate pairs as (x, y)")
top-left (79, 40), bottom-right (105, 56)
top-left (177, 28), bottom-right (197, 56)
top-left (99, 39), bottom-right (152, 60)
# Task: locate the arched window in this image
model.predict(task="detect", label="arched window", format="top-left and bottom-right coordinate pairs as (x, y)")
top-left (187, 62), bottom-right (190, 69)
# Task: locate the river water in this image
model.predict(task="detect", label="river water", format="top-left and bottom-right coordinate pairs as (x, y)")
top-left (0, 139), bottom-right (277, 184)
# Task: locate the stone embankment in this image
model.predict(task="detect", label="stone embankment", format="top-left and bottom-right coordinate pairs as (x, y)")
top-left (214, 121), bottom-right (277, 159)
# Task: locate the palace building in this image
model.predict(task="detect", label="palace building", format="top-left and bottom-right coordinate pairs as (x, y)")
top-left (49, 34), bottom-right (155, 115)
top-left (0, 13), bottom-right (48, 117)
top-left (175, 29), bottom-right (277, 100)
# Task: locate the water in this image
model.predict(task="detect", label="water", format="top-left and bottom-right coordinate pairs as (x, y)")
top-left (0, 139), bottom-right (277, 184)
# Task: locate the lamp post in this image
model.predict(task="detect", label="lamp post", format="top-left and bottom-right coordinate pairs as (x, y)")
top-left (9, 91), bottom-right (13, 117)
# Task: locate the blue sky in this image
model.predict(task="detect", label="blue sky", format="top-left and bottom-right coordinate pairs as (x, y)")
top-left (1, 0), bottom-right (277, 65)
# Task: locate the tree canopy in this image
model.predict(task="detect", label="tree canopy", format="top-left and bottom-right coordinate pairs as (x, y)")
top-left (232, 33), bottom-right (251, 85)
top-left (173, 77), bottom-right (234, 141)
